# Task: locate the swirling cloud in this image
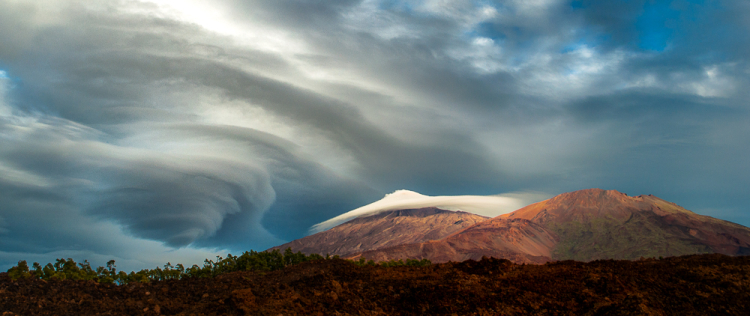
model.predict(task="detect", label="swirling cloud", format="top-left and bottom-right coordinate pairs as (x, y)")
top-left (1, 0), bottom-right (749, 270)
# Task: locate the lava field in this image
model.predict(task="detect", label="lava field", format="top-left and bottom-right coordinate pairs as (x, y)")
top-left (2, 254), bottom-right (749, 315)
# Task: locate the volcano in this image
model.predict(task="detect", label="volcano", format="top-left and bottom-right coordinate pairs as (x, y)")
top-left (500, 188), bottom-right (750, 261)
top-left (273, 189), bottom-right (750, 264)
top-left (269, 207), bottom-right (488, 257)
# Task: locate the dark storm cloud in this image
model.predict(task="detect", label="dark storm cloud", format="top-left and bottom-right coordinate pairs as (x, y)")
top-left (0, 117), bottom-right (269, 245)
top-left (1, 0), bottom-right (749, 270)
top-left (0, 0), bottom-right (505, 255)
top-left (3, 0), bottom-right (505, 192)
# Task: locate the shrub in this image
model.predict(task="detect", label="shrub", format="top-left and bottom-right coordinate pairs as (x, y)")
top-left (6, 248), bottom-right (335, 284)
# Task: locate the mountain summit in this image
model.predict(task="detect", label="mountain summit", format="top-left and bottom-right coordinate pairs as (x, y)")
top-left (270, 207), bottom-right (488, 257)
top-left (309, 189), bottom-right (547, 233)
top-left (500, 188), bottom-right (750, 260)
top-left (273, 189), bottom-right (750, 264)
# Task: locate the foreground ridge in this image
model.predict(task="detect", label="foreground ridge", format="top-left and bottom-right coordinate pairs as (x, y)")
top-left (2, 254), bottom-right (749, 315)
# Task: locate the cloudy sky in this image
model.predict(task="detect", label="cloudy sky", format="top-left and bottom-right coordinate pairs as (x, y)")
top-left (1, 0), bottom-right (749, 271)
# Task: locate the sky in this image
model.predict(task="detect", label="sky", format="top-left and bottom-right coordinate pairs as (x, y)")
top-left (1, 0), bottom-right (749, 271)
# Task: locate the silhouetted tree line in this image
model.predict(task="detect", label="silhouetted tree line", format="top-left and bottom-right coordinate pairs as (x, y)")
top-left (6, 248), bottom-right (430, 284)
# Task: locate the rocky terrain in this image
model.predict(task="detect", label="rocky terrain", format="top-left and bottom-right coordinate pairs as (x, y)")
top-left (344, 189), bottom-right (750, 263)
top-left (269, 207), bottom-right (488, 257)
top-left (348, 217), bottom-right (556, 264)
top-left (2, 254), bottom-right (749, 315)
top-left (503, 188), bottom-right (750, 261)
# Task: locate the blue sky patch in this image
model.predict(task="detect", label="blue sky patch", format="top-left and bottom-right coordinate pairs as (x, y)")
top-left (636, 1), bottom-right (680, 51)
top-left (570, 0), bottom-right (585, 9)
top-left (470, 22), bottom-right (507, 42)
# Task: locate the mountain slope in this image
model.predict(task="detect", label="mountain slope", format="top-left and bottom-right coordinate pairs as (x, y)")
top-left (344, 189), bottom-right (750, 263)
top-left (501, 188), bottom-right (750, 261)
top-left (269, 207), bottom-right (488, 256)
top-left (310, 189), bottom-right (546, 233)
top-left (346, 217), bottom-right (557, 264)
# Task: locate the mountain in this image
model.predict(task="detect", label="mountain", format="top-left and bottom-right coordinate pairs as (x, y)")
top-left (310, 189), bottom-right (546, 233)
top-left (346, 217), bottom-right (557, 264)
top-left (343, 189), bottom-right (750, 263)
top-left (268, 207), bottom-right (488, 257)
top-left (501, 188), bottom-right (750, 261)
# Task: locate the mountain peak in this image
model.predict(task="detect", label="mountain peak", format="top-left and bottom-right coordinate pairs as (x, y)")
top-left (274, 188), bottom-right (750, 265)
top-left (270, 207), bottom-right (488, 257)
top-left (497, 188), bottom-right (750, 260)
top-left (504, 188), bottom-right (683, 222)
top-left (549, 188), bottom-right (629, 203)
top-left (310, 189), bottom-right (548, 233)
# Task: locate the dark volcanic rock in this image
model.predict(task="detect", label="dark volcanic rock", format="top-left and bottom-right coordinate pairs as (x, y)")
top-left (2, 254), bottom-right (750, 315)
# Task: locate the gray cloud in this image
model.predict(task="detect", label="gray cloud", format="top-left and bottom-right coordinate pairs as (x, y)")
top-left (1, 0), bottom-right (749, 270)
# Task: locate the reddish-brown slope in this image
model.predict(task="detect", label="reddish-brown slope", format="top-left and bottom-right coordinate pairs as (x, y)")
top-left (347, 189), bottom-right (750, 263)
top-left (501, 188), bottom-right (750, 260)
top-left (269, 207), bottom-right (488, 256)
top-left (347, 218), bottom-right (556, 264)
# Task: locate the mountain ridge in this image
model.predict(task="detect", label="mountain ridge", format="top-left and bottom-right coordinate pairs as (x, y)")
top-left (499, 188), bottom-right (750, 260)
top-left (269, 207), bottom-right (488, 257)
top-left (346, 217), bottom-right (557, 264)
top-left (273, 188), bottom-right (750, 264)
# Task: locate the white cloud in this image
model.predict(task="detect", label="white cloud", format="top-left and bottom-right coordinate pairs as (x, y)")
top-left (417, 0), bottom-right (498, 26)
top-left (687, 65), bottom-right (736, 98)
top-left (139, 0), bottom-right (308, 54)
top-left (342, 0), bottom-right (421, 40)
top-left (446, 36), bottom-right (506, 73)
top-left (509, 0), bottom-right (560, 17)
top-left (0, 161), bottom-right (51, 188)
top-left (623, 63), bottom-right (738, 98)
top-left (509, 45), bottom-right (628, 99)
top-left (310, 189), bottom-right (551, 233)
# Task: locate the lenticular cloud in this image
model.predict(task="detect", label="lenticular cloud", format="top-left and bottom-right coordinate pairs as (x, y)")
top-left (310, 189), bottom-right (550, 233)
